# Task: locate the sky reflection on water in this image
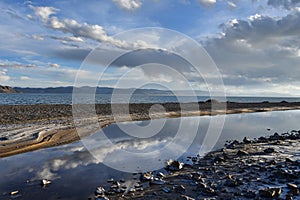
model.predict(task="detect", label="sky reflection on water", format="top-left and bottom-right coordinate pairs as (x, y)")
top-left (1, 110), bottom-right (300, 199)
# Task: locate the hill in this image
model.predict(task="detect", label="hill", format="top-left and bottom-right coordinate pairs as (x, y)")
top-left (0, 85), bottom-right (18, 93)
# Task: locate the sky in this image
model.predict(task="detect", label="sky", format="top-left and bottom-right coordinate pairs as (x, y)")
top-left (0, 0), bottom-right (300, 96)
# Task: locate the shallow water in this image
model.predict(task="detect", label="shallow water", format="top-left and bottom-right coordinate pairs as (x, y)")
top-left (1, 110), bottom-right (300, 199)
top-left (1, 93), bottom-right (300, 105)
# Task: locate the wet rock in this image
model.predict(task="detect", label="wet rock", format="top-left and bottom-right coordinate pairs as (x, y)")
top-left (198, 182), bottom-right (207, 189)
top-left (10, 190), bottom-right (19, 195)
top-left (259, 187), bottom-right (281, 198)
top-left (166, 160), bottom-right (184, 171)
top-left (202, 187), bottom-right (216, 196)
top-left (214, 156), bottom-right (225, 163)
top-left (225, 140), bottom-right (239, 148)
top-left (258, 136), bottom-right (268, 142)
top-left (0, 137), bottom-right (8, 141)
top-left (110, 181), bottom-right (121, 189)
top-left (243, 190), bottom-right (256, 198)
top-left (140, 172), bottom-right (153, 181)
top-left (191, 157), bottom-right (198, 162)
top-left (236, 150), bottom-right (249, 156)
top-left (224, 179), bottom-right (238, 187)
top-left (179, 195), bottom-right (195, 200)
top-left (41, 179), bottom-right (51, 186)
top-left (243, 137), bottom-right (251, 144)
top-left (285, 194), bottom-right (293, 200)
top-left (174, 185), bottom-right (186, 194)
top-left (286, 158), bottom-right (295, 163)
top-left (119, 179), bottom-right (125, 183)
top-left (269, 132), bottom-right (281, 140)
top-left (150, 179), bottom-right (166, 185)
top-left (264, 147), bottom-right (275, 154)
top-left (95, 196), bottom-right (109, 200)
top-left (287, 183), bottom-right (298, 190)
top-left (156, 172), bottom-right (165, 178)
top-left (162, 186), bottom-right (171, 193)
top-left (107, 178), bottom-right (114, 183)
top-left (95, 187), bottom-right (105, 195)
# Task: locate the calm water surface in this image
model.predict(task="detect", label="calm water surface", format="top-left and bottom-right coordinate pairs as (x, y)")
top-left (1, 93), bottom-right (300, 105)
top-left (1, 110), bottom-right (300, 199)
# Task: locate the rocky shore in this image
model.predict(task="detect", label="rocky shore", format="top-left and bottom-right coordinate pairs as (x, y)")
top-left (1, 101), bottom-right (300, 125)
top-left (1, 101), bottom-right (300, 158)
top-left (94, 131), bottom-right (300, 200)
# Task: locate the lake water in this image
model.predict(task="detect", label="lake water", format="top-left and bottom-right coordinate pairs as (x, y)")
top-left (1, 93), bottom-right (300, 105)
top-left (1, 110), bottom-right (300, 199)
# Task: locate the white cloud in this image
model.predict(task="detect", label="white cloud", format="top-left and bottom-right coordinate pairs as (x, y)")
top-left (198, 0), bottom-right (216, 7)
top-left (227, 1), bottom-right (237, 8)
top-left (49, 63), bottom-right (60, 68)
top-left (20, 76), bottom-right (30, 80)
top-left (112, 0), bottom-right (142, 10)
top-left (0, 69), bottom-right (10, 82)
top-left (31, 34), bottom-right (44, 41)
top-left (267, 0), bottom-right (300, 10)
top-left (30, 5), bottom-right (149, 49)
top-left (204, 11), bottom-right (300, 95)
top-left (29, 5), bottom-right (59, 21)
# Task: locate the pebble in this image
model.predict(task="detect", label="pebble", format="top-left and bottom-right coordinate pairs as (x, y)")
top-left (166, 160), bottom-right (184, 171)
top-left (264, 147), bottom-right (275, 154)
top-left (259, 187), bottom-right (282, 198)
top-left (287, 183), bottom-right (298, 190)
top-left (236, 150), bottom-right (249, 156)
top-left (10, 190), bottom-right (19, 195)
top-left (162, 187), bottom-right (171, 193)
top-left (41, 179), bottom-right (51, 186)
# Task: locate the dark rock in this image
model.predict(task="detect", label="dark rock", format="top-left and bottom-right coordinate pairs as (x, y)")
top-left (162, 186), bottom-right (171, 193)
top-left (264, 148), bottom-right (275, 154)
top-left (95, 197), bottom-right (109, 200)
top-left (179, 195), bottom-right (195, 200)
top-left (41, 179), bottom-right (51, 186)
top-left (224, 179), bottom-right (239, 187)
top-left (150, 179), bottom-right (166, 185)
top-left (174, 185), bottom-right (186, 194)
top-left (214, 156), bottom-right (225, 162)
top-left (259, 187), bottom-right (281, 198)
top-left (243, 190), bottom-right (256, 198)
top-left (286, 158), bottom-right (294, 163)
top-left (166, 160), bottom-right (184, 171)
top-left (237, 150), bottom-right (249, 156)
top-left (107, 178), bottom-right (114, 183)
top-left (243, 137), bottom-right (251, 144)
top-left (287, 183), bottom-right (298, 190)
top-left (140, 172), bottom-right (153, 181)
top-left (95, 187), bottom-right (105, 195)
top-left (198, 182), bottom-right (207, 189)
top-left (0, 137), bottom-right (8, 141)
top-left (202, 187), bottom-right (216, 196)
top-left (119, 179), bottom-right (125, 183)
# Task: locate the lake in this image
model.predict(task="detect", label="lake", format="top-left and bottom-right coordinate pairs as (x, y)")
top-left (1, 110), bottom-right (300, 199)
top-left (1, 93), bottom-right (300, 105)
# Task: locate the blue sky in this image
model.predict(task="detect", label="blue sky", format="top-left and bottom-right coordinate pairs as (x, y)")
top-left (0, 0), bottom-right (300, 96)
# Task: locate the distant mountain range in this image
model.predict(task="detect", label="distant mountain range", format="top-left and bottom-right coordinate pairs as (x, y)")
top-left (9, 86), bottom-right (207, 96)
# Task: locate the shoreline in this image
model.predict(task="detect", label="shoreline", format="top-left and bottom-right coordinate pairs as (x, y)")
top-left (97, 131), bottom-right (300, 200)
top-left (1, 101), bottom-right (300, 158)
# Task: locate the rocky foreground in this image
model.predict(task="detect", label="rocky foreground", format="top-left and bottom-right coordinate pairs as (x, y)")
top-left (94, 131), bottom-right (300, 200)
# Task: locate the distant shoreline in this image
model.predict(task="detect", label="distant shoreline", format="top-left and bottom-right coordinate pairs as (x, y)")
top-left (0, 101), bottom-right (300, 158)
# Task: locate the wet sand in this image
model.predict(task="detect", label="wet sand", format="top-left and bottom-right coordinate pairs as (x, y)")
top-left (1, 101), bottom-right (300, 158)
